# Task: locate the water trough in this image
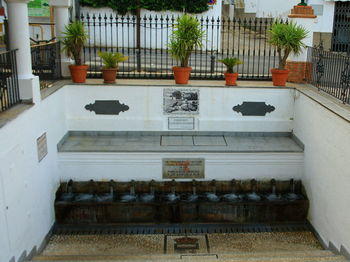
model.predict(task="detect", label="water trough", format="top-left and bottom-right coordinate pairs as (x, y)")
top-left (55, 179), bottom-right (309, 224)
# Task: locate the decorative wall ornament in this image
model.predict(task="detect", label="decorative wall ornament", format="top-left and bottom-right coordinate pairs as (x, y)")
top-left (163, 88), bottom-right (199, 115)
top-left (85, 100), bottom-right (129, 115)
top-left (233, 102), bottom-right (275, 116)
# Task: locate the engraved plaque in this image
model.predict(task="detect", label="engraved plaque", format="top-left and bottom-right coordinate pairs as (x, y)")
top-left (37, 133), bottom-right (48, 162)
top-left (163, 158), bottom-right (205, 179)
top-left (163, 88), bottom-right (199, 115)
top-left (168, 117), bottom-right (195, 130)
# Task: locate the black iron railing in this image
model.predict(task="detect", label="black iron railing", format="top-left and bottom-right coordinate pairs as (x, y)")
top-left (0, 49), bottom-right (20, 112)
top-left (79, 14), bottom-right (279, 80)
top-left (31, 41), bottom-right (62, 89)
top-left (307, 46), bottom-right (350, 104)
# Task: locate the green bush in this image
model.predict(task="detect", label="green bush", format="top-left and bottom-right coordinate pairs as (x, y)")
top-left (269, 21), bottom-right (308, 70)
top-left (61, 21), bottom-right (88, 66)
top-left (218, 57), bottom-right (243, 73)
top-left (79, 0), bottom-right (209, 15)
top-left (98, 51), bottom-right (128, 68)
top-left (168, 14), bottom-right (205, 68)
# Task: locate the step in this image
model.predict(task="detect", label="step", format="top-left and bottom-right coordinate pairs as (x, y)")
top-left (58, 131), bottom-right (304, 153)
top-left (32, 250), bottom-right (334, 261)
top-left (32, 251), bottom-right (345, 261)
top-left (57, 132), bottom-right (304, 181)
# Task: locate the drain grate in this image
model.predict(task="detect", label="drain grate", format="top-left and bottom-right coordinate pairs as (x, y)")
top-left (53, 222), bottom-right (312, 235)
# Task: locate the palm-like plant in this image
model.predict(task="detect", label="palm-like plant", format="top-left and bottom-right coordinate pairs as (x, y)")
top-left (61, 21), bottom-right (88, 66)
top-left (218, 57), bottom-right (243, 73)
top-left (98, 52), bottom-right (128, 69)
top-left (169, 14), bottom-right (205, 68)
top-left (269, 21), bottom-right (308, 70)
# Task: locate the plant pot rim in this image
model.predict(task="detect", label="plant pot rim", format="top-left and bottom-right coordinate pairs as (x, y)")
top-left (172, 66), bottom-right (192, 70)
top-left (271, 68), bottom-right (290, 72)
top-left (69, 64), bottom-right (89, 67)
top-left (102, 67), bottom-right (118, 71)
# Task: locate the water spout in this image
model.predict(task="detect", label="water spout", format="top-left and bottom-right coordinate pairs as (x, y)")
top-left (267, 179), bottom-right (280, 201)
top-left (171, 179), bottom-right (176, 195)
top-left (109, 179), bottom-right (114, 199)
top-left (192, 179), bottom-right (197, 196)
top-left (66, 179), bottom-right (73, 193)
top-left (247, 179), bottom-right (261, 201)
top-left (286, 179), bottom-right (299, 201)
top-left (130, 180), bottom-right (135, 196)
top-left (150, 179), bottom-right (155, 195)
top-left (89, 179), bottom-right (95, 194)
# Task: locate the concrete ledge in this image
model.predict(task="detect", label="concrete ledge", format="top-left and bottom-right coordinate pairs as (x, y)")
top-left (295, 84), bottom-right (350, 123)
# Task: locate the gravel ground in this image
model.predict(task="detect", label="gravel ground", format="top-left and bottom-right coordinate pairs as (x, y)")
top-left (43, 234), bottom-right (164, 256)
top-left (42, 232), bottom-right (321, 256)
top-left (208, 232), bottom-right (322, 253)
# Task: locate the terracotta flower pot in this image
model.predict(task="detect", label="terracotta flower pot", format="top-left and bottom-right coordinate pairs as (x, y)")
top-left (172, 66), bottom-right (192, 84)
top-left (271, 68), bottom-right (290, 86)
top-left (102, 68), bottom-right (118, 84)
top-left (69, 65), bottom-right (89, 83)
top-left (224, 72), bottom-right (239, 86)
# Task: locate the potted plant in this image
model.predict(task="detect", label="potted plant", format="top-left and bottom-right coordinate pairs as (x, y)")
top-left (169, 14), bottom-right (205, 84)
top-left (269, 21), bottom-right (308, 86)
top-left (61, 21), bottom-right (89, 83)
top-left (218, 57), bottom-right (243, 86)
top-left (98, 52), bottom-right (128, 84)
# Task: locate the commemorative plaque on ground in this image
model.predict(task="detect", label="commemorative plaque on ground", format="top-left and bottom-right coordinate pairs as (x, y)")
top-left (162, 158), bottom-right (205, 179)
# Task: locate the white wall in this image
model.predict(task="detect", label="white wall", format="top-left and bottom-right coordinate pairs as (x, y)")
top-left (64, 85), bottom-right (295, 132)
top-left (81, 3), bottom-right (222, 50)
top-left (293, 91), bottom-right (350, 253)
top-left (248, 0), bottom-right (335, 34)
top-left (0, 88), bottom-right (67, 262)
top-left (58, 152), bottom-right (303, 182)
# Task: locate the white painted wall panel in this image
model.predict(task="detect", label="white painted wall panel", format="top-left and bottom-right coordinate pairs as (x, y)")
top-left (65, 85), bottom-right (295, 132)
top-left (58, 152), bottom-right (303, 181)
top-left (0, 89), bottom-right (67, 262)
top-left (293, 91), bottom-right (350, 253)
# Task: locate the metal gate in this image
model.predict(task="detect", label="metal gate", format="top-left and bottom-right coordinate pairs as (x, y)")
top-left (332, 1), bottom-right (350, 53)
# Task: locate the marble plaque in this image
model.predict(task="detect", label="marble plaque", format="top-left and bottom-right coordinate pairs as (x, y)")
top-left (163, 158), bottom-right (205, 179)
top-left (37, 132), bottom-right (48, 162)
top-left (168, 117), bottom-right (195, 130)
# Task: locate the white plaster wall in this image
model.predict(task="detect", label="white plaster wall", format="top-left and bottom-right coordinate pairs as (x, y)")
top-left (81, 3), bottom-right (222, 50)
top-left (0, 88), bottom-right (67, 262)
top-left (254, 0), bottom-right (299, 19)
top-left (293, 92), bottom-right (350, 253)
top-left (58, 152), bottom-right (303, 181)
top-left (251, 0), bottom-right (335, 34)
top-left (64, 85), bottom-right (294, 132)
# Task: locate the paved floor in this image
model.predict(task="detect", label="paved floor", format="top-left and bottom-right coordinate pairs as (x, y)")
top-left (58, 132), bottom-right (303, 153)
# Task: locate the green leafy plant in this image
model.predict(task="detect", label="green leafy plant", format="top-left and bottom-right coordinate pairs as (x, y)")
top-left (98, 51), bottom-right (128, 69)
top-left (61, 21), bottom-right (88, 66)
top-left (297, 0), bottom-right (307, 6)
top-left (218, 57), bottom-right (243, 73)
top-left (269, 21), bottom-right (308, 70)
top-left (168, 14), bottom-right (205, 67)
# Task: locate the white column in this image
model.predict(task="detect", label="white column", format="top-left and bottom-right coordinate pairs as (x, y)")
top-left (288, 18), bottom-right (318, 62)
top-left (6, 0), bottom-right (39, 102)
top-left (49, 0), bottom-right (72, 77)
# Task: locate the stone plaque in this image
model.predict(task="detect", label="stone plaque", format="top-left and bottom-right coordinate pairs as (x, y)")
top-left (163, 88), bottom-right (199, 115)
top-left (163, 159), bottom-right (205, 179)
top-left (37, 132), bottom-right (48, 162)
top-left (168, 117), bottom-right (195, 130)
